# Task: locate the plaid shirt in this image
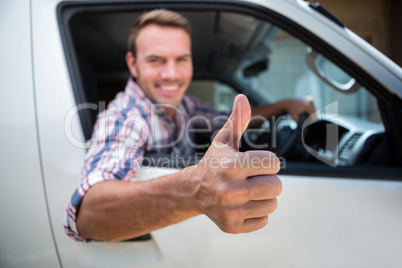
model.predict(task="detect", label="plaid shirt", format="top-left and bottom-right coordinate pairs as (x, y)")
top-left (64, 78), bottom-right (229, 241)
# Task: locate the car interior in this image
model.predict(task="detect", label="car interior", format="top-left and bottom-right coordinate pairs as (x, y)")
top-left (58, 1), bottom-right (402, 179)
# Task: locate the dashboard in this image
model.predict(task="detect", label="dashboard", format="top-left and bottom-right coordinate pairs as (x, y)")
top-left (302, 114), bottom-right (385, 167)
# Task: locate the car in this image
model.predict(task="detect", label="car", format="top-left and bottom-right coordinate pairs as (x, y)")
top-left (1, 0), bottom-right (402, 267)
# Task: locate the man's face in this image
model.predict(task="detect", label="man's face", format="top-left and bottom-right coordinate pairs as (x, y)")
top-left (127, 24), bottom-right (193, 116)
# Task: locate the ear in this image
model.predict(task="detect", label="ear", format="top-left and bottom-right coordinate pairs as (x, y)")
top-left (125, 51), bottom-right (138, 78)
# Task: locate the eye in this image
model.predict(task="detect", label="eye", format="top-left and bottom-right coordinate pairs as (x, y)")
top-left (178, 56), bottom-right (191, 62)
top-left (148, 57), bottom-right (161, 63)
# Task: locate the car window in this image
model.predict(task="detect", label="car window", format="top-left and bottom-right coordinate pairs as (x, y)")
top-left (190, 14), bottom-right (382, 125)
top-left (61, 5), bottom-right (399, 176)
top-left (184, 12), bottom-right (392, 171)
top-left (234, 29), bottom-right (382, 123)
top-left (188, 80), bottom-right (237, 112)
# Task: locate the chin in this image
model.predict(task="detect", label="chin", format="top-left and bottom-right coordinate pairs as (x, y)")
top-left (155, 98), bottom-right (180, 108)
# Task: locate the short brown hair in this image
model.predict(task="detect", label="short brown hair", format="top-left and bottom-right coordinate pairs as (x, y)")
top-left (128, 9), bottom-right (192, 56)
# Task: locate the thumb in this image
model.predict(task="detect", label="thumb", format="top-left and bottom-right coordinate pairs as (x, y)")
top-left (213, 94), bottom-right (251, 151)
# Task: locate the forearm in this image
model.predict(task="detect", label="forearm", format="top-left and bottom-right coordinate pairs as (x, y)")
top-left (76, 168), bottom-right (200, 242)
top-left (249, 97), bottom-right (315, 128)
top-left (249, 100), bottom-right (287, 128)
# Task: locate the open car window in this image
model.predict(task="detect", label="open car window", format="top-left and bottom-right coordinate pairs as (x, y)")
top-left (234, 27), bottom-right (381, 124)
top-left (59, 2), bottom-right (402, 179)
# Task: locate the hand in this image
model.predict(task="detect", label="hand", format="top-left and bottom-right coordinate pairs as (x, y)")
top-left (187, 94), bottom-right (282, 233)
top-left (283, 96), bottom-right (316, 122)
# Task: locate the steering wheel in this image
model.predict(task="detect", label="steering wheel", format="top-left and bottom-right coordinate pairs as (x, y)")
top-left (275, 113), bottom-right (309, 158)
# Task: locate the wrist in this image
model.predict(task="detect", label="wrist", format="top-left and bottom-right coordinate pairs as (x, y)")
top-left (180, 165), bottom-right (203, 216)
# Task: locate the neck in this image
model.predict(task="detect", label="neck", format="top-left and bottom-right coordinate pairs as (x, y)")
top-left (163, 107), bottom-right (175, 120)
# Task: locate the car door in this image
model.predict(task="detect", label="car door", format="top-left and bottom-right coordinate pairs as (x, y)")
top-left (0, 1), bottom-right (61, 267)
top-left (34, 0), bottom-right (402, 267)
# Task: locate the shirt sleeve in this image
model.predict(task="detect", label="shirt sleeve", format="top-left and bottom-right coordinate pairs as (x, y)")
top-left (64, 108), bottom-right (149, 242)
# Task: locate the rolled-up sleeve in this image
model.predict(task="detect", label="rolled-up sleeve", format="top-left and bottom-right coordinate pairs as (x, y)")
top-left (64, 104), bottom-right (150, 241)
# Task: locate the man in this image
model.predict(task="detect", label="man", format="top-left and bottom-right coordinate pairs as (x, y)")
top-left (64, 9), bottom-right (314, 242)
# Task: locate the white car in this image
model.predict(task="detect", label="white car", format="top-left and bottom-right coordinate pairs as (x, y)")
top-left (1, 0), bottom-right (402, 267)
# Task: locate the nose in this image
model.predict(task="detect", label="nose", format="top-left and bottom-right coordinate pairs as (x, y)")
top-left (160, 61), bottom-right (180, 80)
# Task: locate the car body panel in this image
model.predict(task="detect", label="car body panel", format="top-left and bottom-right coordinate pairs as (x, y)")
top-left (30, 0), bottom-right (90, 267)
top-left (131, 167), bottom-right (402, 268)
top-left (1, 0), bottom-right (402, 267)
top-left (0, 0), bottom-right (60, 267)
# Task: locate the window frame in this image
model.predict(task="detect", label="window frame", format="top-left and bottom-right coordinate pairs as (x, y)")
top-left (57, 0), bottom-right (402, 179)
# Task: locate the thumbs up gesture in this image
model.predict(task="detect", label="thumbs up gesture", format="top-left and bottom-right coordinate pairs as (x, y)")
top-left (188, 94), bottom-right (282, 233)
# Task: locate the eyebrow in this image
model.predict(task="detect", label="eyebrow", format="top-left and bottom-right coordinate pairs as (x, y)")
top-left (145, 54), bottom-right (192, 60)
top-left (178, 54), bottom-right (192, 58)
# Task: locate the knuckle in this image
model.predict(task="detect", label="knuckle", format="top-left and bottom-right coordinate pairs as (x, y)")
top-left (267, 152), bottom-right (281, 173)
top-left (263, 175), bottom-right (282, 197)
top-left (216, 183), bottom-right (238, 205)
top-left (219, 220), bottom-right (239, 234)
top-left (272, 176), bottom-right (283, 196)
top-left (218, 222), bottom-right (232, 233)
top-left (220, 208), bottom-right (236, 222)
top-left (252, 216), bottom-right (269, 229)
top-left (260, 216), bottom-right (269, 228)
top-left (266, 198), bottom-right (278, 214)
top-left (258, 175), bottom-right (282, 198)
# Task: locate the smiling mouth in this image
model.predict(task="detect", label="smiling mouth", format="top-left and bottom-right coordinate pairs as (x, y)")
top-left (159, 85), bottom-right (179, 91)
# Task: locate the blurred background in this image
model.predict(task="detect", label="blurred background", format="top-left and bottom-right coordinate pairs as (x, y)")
top-left (314, 0), bottom-right (402, 67)
top-left (188, 1), bottom-right (401, 122)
